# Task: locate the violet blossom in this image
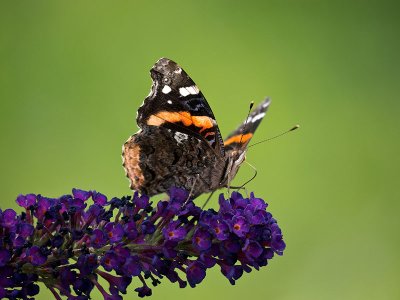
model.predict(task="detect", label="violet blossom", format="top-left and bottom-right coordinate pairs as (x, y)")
top-left (0, 188), bottom-right (285, 299)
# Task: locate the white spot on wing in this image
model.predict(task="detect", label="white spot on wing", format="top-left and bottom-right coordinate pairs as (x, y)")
top-left (179, 85), bottom-right (199, 97)
top-left (174, 132), bottom-right (189, 144)
top-left (167, 100), bottom-right (172, 104)
top-left (262, 99), bottom-right (271, 108)
top-left (251, 112), bottom-right (266, 123)
top-left (179, 87), bottom-right (190, 97)
top-left (174, 68), bottom-right (182, 74)
top-left (162, 85), bottom-right (172, 94)
top-left (186, 85), bottom-right (199, 95)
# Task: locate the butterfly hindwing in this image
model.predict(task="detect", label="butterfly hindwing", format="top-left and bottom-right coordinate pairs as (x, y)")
top-left (123, 125), bottom-right (226, 197)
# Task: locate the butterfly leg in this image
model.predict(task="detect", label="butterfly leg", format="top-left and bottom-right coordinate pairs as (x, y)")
top-left (226, 170), bottom-right (236, 197)
top-left (201, 191), bottom-right (215, 209)
top-left (235, 161), bottom-right (258, 196)
top-left (186, 174), bottom-right (200, 203)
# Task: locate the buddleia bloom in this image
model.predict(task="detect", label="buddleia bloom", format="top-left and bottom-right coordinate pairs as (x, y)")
top-left (0, 188), bottom-right (285, 299)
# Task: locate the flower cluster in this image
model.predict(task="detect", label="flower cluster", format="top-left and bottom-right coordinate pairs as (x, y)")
top-left (0, 188), bottom-right (285, 299)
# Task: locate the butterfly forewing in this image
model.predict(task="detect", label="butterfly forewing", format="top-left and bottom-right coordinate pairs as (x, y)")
top-left (224, 97), bottom-right (271, 153)
top-left (137, 58), bottom-right (225, 156)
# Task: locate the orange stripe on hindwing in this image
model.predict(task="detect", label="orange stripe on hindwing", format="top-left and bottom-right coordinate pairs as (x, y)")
top-left (147, 111), bottom-right (215, 133)
top-left (224, 133), bottom-right (253, 146)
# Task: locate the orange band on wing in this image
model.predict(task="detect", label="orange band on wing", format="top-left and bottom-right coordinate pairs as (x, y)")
top-left (147, 111), bottom-right (215, 133)
top-left (147, 111), bottom-right (191, 126)
top-left (224, 133), bottom-right (253, 146)
top-left (192, 116), bottom-right (214, 132)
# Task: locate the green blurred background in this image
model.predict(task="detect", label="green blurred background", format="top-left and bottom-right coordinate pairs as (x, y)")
top-left (1, 1), bottom-right (399, 299)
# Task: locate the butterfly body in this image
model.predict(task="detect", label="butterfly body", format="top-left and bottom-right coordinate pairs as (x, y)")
top-left (123, 58), bottom-right (270, 197)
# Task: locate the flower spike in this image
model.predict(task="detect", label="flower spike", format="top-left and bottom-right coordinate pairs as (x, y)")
top-left (0, 188), bottom-right (285, 298)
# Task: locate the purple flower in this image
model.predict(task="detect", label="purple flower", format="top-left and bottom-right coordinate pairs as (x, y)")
top-left (192, 228), bottom-right (212, 251)
top-left (220, 264), bottom-right (243, 285)
top-left (73, 276), bottom-right (94, 296)
top-left (231, 215), bottom-right (250, 238)
top-left (249, 192), bottom-right (268, 210)
top-left (27, 246), bottom-right (47, 266)
top-left (186, 261), bottom-right (206, 287)
top-left (105, 223), bottom-right (124, 243)
top-left (0, 249), bottom-right (11, 267)
top-left (121, 255), bottom-right (141, 277)
top-left (199, 253), bottom-right (216, 268)
top-left (123, 221), bottom-right (138, 240)
top-left (97, 270), bottom-right (132, 294)
top-left (17, 223), bottom-right (34, 238)
top-left (141, 220), bottom-right (156, 235)
top-left (72, 188), bottom-right (92, 201)
top-left (211, 220), bottom-right (230, 240)
top-left (0, 187), bottom-right (285, 299)
top-left (162, 240), bottom-right (178, 259)
top-left (163, 221), bottom-right (186, 242)
top-left (1, 209), bottom-right (17, 228)
top-left (270, 222), bottom-right (286, 255)
top-left (133, 193), bottom-right (149, 209)
top-left (26, 282), bottom-right (40, 296)
top-left (90, 229), bottom-right (108, 248)
top-left (51, 234), bottom-right (64, 248)
top-left (92, 191), bottom-right (107, 205)
top-left (101, 251), bottom-right (120, 272)
top-left (34, 197), bottom-right (52, 220)
top-left (16, 194), bottom-right (36, 208)
top-left (13, 235), bottom-right (25, 248)
top-left (168, 187), bottom-right (188, 203)
top-left (135, 285), bottom-right (152, 297)
top-left (243, 240), bottom-right (263, 259)
top-left (222, 236), bottom-right (241, 253)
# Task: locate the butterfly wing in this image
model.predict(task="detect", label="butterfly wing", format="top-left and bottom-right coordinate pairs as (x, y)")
top-left (123, 125), bottom-right (226, 197)
top-left (219, 97), bottom-right (271, 188)
top-left (123, 58), bottom-right (228, 196)
top-left (137, 58), bottom-right (225, 156)
top-left (224, 97), bottom-right (271, 153)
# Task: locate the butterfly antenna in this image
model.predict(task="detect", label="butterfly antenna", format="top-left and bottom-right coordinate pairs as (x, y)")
top-left (248, 124), bottom-right (300, 148)
top-left (239, 101), bottom-right (254, 144)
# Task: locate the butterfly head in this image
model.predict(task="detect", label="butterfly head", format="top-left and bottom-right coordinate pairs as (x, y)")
top-left (221, 147), bottom-right (248, 187)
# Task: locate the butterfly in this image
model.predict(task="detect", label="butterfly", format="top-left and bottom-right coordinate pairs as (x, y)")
top-left (122, 58), bottom-right (270, 198)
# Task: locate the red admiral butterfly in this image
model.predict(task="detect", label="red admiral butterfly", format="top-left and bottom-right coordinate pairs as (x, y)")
top-left (123, 58), bottom-right (270, 198)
